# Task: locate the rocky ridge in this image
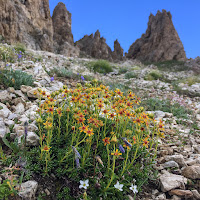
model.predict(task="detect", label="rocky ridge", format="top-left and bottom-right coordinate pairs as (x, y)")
top-left (0, 43), bottom-right (200, 199)
top-left (0, 1), bottom-right (187, 62)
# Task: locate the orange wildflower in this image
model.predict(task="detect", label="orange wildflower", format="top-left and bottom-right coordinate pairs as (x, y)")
top-left (102, 137), bottom-right (110, 146)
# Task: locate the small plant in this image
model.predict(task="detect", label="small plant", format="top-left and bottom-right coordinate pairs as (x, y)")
top-left (88, 60), bottom-right (113, 74)
top-left (14, 43), bottom-right (26, 54)
top-left (181, 76), bottom-right (200, 86)
top-left (144, 70), bottom-right (163, 81)
top-left (0, 166), bottom-right (22, 200)
top-left (141, 97), bottom-right (192, 119)
top-left (48, 67), bottom-right (77, 79)
top-left (0, 69), bottom-right (34, 89)
top-left (125, 71), bottom-right (138, 79)
top-left (145, 60), bottom-right (188, 72)
top-left (118, 68), bottom-right (128, 74)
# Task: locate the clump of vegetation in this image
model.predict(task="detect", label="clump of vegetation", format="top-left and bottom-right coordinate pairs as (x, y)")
top-left (30, 82), bottom-right (163, 199)
top-left (0, 43), bottom-right (26, 64)
top-left (125, 72), bottom-right (138, 79)
top-left (1, 82), bottom-right (164, 199)
top-left (88, 60), bottom-right (113, 74)
top-left (48, 67), bottom-right (77, 79)
top-left (13, 43), bottom-right (26, 54)
top-left (118, 68), bottom-right (128, 74)
top-left (141, 98), bottom-right (192, 119)
top-left (145, 60), bottom-right (189, 72)
top-left (144, 70), bottom-right (163, 81)
top-left (0, 69), bottom-right (34, 89)
top-left (181, 76), bottom-right (200, 86)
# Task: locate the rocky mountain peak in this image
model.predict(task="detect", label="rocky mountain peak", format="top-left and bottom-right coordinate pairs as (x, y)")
top-left (52, 1), bottom-right (79, 56)
top-left (127, 9), bottom-right (186, 62)
top-left (112, 39), bottom-right (124, 61)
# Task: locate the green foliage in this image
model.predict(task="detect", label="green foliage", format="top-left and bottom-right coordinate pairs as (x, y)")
top-left (118, 68), bottom-right (128, 74)
top-left (144, 70), bottom-right (163, 81)
top-left (145, 60), bottom-right (188, 72)
top-left (48, 67), bottom-right (77, 79)
top-left (107, 82), bottom-right (130, 94)
top-left (125, 71), bottom-right (138, 79)
top-left (141, 98), bottom-right (192, 119)
top-left (181, 76), bottom-right (200, 86)
top-left (0, 69), bottom-right (34, 89)
top-left (14, 43), bottom-right (26, 54)
top-left (0, 180), bottom-right (15, 200)
top-left (88, 60), bottom-right (113, 74)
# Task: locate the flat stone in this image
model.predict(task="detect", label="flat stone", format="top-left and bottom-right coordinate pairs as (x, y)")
top-left (191, 190), bottom-right (200, 199)
top-left (163, 161), bottom-right (179, 168)
top-left (165, 155), bottom-right (187, 167)
top-left (182, 165), bottom-right (200, 179)
top-left (169, 189), bottom-right (193, 198)
top-left (160, 172), bottom-right (187, 192)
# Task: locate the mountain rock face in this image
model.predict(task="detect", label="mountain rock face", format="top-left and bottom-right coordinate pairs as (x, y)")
top-left (0, 0), bottom-right (53, 51)
top-left (52, 2), bottom-right (79, 57)
top-left (75, 30), bottom-right (113, 61)
top-left (127, 10), bottom-right (186, 62)
top-left (76, 31), bottom-right (124, 61)
top-left (112, 39), bottom-right (124, 61)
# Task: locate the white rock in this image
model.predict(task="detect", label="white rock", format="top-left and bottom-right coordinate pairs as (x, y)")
top-left (165, 155), bottom-right (187, 167)
top-left (163, 161), bottom-right (179, 168)
top-left (26, 132), bottom-right (39, 146)
top-left (155, 193), bottom-right (166, 200)
top-left (0, 90), bottom-right (12, 102)
top-left (21, 85), bottom-right (33, 93)
top-left (0, 103), bottom-right (12, 118)
top-left (160, 172), bottom-right (187, 192)
top-left (18, 181), bottom-right (38, 199)
top-left (0, 118), bottom-right (7, 139)
top-left (14, 103), bottom-right (25, 114)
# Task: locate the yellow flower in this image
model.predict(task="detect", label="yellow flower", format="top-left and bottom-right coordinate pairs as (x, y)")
top-left (42, 145), bottom-right (51, 152)
top-left (143, 137), bottom-right (149, 148)
top-left (111, 149), bottom-right (122, 157)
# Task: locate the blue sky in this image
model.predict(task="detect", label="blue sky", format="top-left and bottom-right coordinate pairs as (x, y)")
top-left (49, 0), bottom-right (200, 59)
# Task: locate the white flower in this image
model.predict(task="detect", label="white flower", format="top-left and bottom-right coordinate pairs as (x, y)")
top-left (79, 179), bottom-right (89, 190)
top-left (129, 184), bottom-right (138, 193)
top-left (114, 181), bottom-right (123, 191)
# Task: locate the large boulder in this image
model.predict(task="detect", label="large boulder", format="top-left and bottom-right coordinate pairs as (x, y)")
top-left (0, 0), bottom-right (53, 51)
top-left (127, 10), bottom-right (186, 62)
top-left (52, 2), bottom-right (79, 57)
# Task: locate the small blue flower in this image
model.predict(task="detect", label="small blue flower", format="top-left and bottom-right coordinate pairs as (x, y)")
top-left (18, 54), bottom-right (22, 59)
top-left (81, 76), bottom-right (85, 81)
top-left (72, 146), bottom-right (81, 158)
top-left (77, 73), bottom-right (79, 75)
top-left (50, 77), bottom-right (54, 82)
top-left (75, 157), bottom-right (80, 168)
top-left (118, 144), bottom-right (125, 154)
